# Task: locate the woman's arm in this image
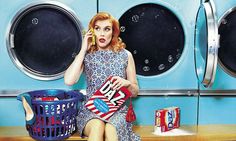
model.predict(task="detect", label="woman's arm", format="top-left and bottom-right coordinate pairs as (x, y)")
top-left (125, 51), bottom-right (139, 97)
top-left (111, 50), bottom-right (139, 97)
top-left (64, 30), bottom-right (93, 86)
top-left (64, 50), bottom-right (86, 86)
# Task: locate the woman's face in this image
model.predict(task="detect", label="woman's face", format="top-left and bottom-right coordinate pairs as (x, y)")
top-left (94, 19), bottom-right (113, 50)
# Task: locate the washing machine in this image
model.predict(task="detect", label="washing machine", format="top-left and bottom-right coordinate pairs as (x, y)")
top-left (99, 0), bottom-right (200, 94)
top-left (195, 0), bottom-right (236, 124)
top-left (0, 0), bottom-right (97, 96)
top-left (195, 0), bottom-right (236, 92)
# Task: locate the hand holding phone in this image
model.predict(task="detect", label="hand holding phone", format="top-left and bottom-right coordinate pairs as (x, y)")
top-left (81, 28), bottom-right (96, 52)
top-left (91, 28), bottom-right (96, 45)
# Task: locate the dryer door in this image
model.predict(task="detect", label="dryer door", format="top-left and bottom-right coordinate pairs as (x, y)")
top-left (119, 4), bottom-right (185, 76)
top-left (194, 0), bottom-right (219, 87)
top-left (7, 2), bottom-right (83, 80)
top-left (218, 7), bottom-right (236, 77)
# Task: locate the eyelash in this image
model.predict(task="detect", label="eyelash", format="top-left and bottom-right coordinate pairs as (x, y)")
top-left (94, 27), bottom-right (111, 32)
top-left (105, 28), bottom-right (111, 31)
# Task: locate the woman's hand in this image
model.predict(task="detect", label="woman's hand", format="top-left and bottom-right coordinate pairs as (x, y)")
top-left (111, 76), bottom-right (131, 90)
top-left (81, 29), bottom-right (94, 53)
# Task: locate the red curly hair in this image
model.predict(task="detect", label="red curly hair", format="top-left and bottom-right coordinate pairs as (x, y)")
top-left (87, 12), bottom-right (126, 53)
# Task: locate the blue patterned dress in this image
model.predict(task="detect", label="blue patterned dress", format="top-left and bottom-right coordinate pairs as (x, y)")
top-left (77, 49), bottom-right (140, 141)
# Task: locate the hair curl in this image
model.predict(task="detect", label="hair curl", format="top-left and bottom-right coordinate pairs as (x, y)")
top-left (87, 12), bottom-right (126, 53)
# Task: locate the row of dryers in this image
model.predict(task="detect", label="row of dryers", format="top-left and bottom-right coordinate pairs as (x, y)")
top-left (0, 0), bottom-right (236, 95)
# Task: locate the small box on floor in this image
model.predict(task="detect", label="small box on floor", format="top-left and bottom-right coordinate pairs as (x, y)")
top-left (154, 107), bottom-right (180, 132)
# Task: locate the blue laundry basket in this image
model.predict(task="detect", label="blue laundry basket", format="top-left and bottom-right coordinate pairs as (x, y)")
top-left (17, 89), bottom-right (84, 140)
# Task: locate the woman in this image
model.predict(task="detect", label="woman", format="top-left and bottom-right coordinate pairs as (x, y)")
top-left (64, 12), bottom-right (140, 141)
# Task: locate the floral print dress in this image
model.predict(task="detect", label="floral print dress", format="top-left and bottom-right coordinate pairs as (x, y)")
top-left (77, 49), bottom-right (140, 141)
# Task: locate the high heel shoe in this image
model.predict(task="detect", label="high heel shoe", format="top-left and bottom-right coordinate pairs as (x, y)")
top-left (18, 93), bottom-right (36, 125)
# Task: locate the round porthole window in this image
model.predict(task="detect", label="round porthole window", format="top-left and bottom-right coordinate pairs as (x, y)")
top-left (7, 2), bottom-right (83, 80)
top-left (219, 8), bottom-right (236, 77)
top-left (119, 3), bottom-right (185, 76)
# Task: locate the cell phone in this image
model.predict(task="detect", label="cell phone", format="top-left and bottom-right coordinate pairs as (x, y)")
top-left (91, 28), bottom-right (96, 45)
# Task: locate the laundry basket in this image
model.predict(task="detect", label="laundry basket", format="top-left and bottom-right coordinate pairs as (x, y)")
top-left (17, 89), bottom-right (84, 140)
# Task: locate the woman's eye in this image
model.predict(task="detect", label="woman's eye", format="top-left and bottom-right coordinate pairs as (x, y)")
top-left (105, 28), bottom-right (111, 32)
top-left (95, 27), bottom-right (100, 31)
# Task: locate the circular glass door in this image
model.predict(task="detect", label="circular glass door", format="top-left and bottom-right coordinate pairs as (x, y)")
top-left (194, 0), bottom-right (219, 87)
top-left (219, 8), bottom-right (236, 77)
top-left (119, 3), bottom-right (184, 76)
top-left (7, 2), bottom-right (82, 80)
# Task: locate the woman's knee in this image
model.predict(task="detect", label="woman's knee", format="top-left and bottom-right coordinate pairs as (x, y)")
top-left (91, 119), bottom-right (105, 131)
top-left (84, 119), bottom-right (105, 137)
top-left (105, 123), bottom-right (118, 141)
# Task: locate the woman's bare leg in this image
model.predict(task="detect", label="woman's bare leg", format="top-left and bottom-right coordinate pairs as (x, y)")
top-left (84, 119), bottom-right (105, 141)
top-left (105, 123), bottom-right (118, 141)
